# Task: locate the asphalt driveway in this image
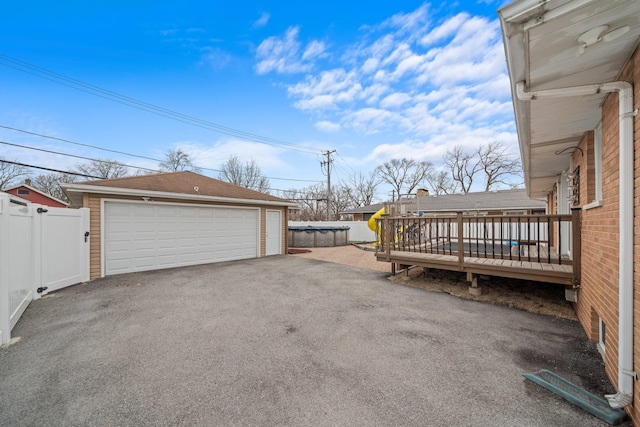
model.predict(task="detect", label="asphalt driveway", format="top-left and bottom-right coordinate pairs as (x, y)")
top-left (0, 256), bottom-right (621, 426)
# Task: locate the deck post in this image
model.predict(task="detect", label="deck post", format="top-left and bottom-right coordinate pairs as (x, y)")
top-left (457, 212), bottom-right (464, 271)
top-left (467, 271), bottom-right (482, 295)
top-left (384, 215), bottom-right (391, 261)
top-left (571, 208), bottom-right (582, 288)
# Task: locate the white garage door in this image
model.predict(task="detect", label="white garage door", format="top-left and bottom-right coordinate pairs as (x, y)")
top-left (104, 201), bottom-right (259, 275)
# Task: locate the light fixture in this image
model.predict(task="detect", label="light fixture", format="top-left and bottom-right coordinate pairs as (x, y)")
top-left (578, 24), bottom-right (630, 55)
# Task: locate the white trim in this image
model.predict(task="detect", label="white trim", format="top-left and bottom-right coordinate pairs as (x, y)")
top-left (598, 317), bottom-right (606, 359)
top-left (100, 198), bottom-right (261, 278)
top-left (583, 200), bottom-right (603, 210)
top-left (594, 121), bottom-right (603, 203)
top-left (62, 183), bottom-right (296, 208)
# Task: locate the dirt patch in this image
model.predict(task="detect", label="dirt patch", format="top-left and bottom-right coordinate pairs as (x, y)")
top-left (388, 267), bottom-right (577, 320)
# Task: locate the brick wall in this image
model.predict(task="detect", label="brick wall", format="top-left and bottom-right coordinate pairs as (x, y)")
top-left (568, 46), bottom-right (640, 423)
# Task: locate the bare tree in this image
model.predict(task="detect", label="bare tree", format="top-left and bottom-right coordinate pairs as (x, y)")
top-left (74, 159), bottom-right (129, 179)
top-left (344, 171), bottom-right (381, 207)
top-left (443, 145), bottom-right (481, 194)
top-left (281, 184), bottom-right (327, 221)
top-left (426, 170), bottom-right (457, 195)
top-left (0, 158), bottom-right (30, 189)
top-left (443, 143), bottom-right (522, 193)
top-left (477, 142), bottom-right (522, 191)
top-left (330, 184), bottom-right (353, 221)
top-left (219, 155), bottom-right (270, 193)
top-left (31, 172), bottom-right (80, 202)
top-left (374, 158), bottom-right (433, 200)
top-left (159, 148), bottom-right (201, 173)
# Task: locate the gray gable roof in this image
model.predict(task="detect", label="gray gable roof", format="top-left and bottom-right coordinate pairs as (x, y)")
top-left (343, 189), bottom-right (545, 214)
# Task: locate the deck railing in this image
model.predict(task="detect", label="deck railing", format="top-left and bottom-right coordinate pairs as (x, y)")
top-left (375, 211), bottom-right (581, 267)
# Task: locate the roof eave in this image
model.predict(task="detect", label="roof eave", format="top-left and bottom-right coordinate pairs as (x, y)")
top-left (61, 183), bottom-right (297, 208)
top-left (499, 5), bottom-right (532, 197)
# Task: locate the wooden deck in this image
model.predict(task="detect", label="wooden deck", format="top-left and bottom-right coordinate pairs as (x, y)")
top-left (374, 211), bottom-right (581, 287)
top-left (376, 250), bottom-right (574, 286)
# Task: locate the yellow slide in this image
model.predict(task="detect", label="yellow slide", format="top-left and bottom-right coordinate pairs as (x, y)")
top-left (367, 207), bottom-right (385, 232)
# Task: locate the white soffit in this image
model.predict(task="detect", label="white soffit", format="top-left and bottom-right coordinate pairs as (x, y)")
top-left (499, 0), bottom-right (640, 197)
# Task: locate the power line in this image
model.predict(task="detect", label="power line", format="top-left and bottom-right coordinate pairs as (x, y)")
top-left (0, 125), bottom-right (164, 163)
top-left (0, 125), bottom-right (323, 183)
top-left (0, 140), bottom-right (158, 174)
top-left (0, 54), bottom-right (321, 154)
top-left (0, 159), bottom-right (103, 179)
top-left (335, 151), bottom-right (357, 175)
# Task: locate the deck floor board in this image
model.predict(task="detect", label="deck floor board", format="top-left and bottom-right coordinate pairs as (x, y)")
top-left (376, 250), bottom-right (575, 285)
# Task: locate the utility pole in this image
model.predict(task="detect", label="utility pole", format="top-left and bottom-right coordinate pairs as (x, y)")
top-left (320, 150), bottom-right (336, 221)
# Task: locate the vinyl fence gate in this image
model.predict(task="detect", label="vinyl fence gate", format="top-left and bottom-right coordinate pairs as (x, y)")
top-left (0, 193), bottom-right (90, 345)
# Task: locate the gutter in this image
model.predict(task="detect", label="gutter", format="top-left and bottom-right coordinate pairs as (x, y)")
top-left (516, 81), bottom-right (636, 408)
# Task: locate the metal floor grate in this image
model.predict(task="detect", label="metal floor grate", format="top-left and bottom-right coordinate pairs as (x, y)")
top-left (523, 369), bottom-right (627, 425)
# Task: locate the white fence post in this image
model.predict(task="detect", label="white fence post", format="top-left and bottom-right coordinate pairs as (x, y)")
top-left (80, 208), bottom-right (90, 283)
top-left (32, 203), bottom-right (43, 300)
top-left (0, 194), bottom-right (10, 344)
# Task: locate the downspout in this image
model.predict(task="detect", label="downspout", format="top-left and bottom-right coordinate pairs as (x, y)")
top-left (516, 81), bottom-right (635, 408)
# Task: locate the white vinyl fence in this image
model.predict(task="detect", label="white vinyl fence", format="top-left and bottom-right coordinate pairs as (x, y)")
top-left (288, 221), bottom-right (376, 243)
top-left (0, 193), bottom-right (89, 345)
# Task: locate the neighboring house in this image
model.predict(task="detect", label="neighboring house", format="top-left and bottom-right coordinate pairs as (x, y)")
top-left (61, 171), bottom-right (295, 280)
top-left (342, 189), bottom-right (545, 220)
top-left (4, 180), bottom-right (68, 207)
top-left (499, 0), bottom-right (640, 417)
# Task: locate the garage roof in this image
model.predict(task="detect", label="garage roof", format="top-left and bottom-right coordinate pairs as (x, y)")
top-left (62, 171), bottom-right (296, 207)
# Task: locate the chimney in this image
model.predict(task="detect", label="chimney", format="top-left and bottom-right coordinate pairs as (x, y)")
top-left (416, 188), bottom-right (429, 197)
top-left (24, 178), bottom-right (32, 186)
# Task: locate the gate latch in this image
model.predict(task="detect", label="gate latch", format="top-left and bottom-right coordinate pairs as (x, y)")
top-left (84, 231), bottom-right (90, 242)
top-left (37, 287), bottom-right (48, 294)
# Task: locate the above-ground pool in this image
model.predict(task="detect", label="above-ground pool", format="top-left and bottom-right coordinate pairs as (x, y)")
top-left (288, 225), bottom-right (350, 247)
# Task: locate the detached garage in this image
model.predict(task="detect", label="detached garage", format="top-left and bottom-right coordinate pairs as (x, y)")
top-left (62, 171), bottom-right (294, 279)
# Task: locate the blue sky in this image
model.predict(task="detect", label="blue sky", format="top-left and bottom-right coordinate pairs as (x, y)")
top-left (1, 0), bottom-right (514, 200)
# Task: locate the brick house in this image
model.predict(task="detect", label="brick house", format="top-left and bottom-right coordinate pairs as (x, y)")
top-left (499, 0), bottom-right (640, 419)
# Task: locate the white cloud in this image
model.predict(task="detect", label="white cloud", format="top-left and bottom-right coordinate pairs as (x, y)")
top-left (315, 120), bottom-right (341, 132)
top-left (253, 12), bottom-right (270, 29)
top-left (380, 3), bottom-right (430, 37)
top-left (174, 139), bottom-right (287, 172)
top-left (380, 92), bottom-right (411, 109)
top-left (255, 4), bottom-right (516, 177)
top-left (199, 47), bottom-right (231, 70)
top-left (341, 108), bottom-right (409, 134)
top-left (288, 69), bottom-right (363, 111)
top-left (255, 26), bottom-right (325, 75)
top-left (302, 40), bottom-right (327, 61)
top-left (419, 13), bottom-right (469, 46)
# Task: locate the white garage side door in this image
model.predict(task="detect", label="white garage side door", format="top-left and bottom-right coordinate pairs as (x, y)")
top-left (266, 210), bottom-right (282, 256)
top-left (104, 202), bottom-right (258, 275)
